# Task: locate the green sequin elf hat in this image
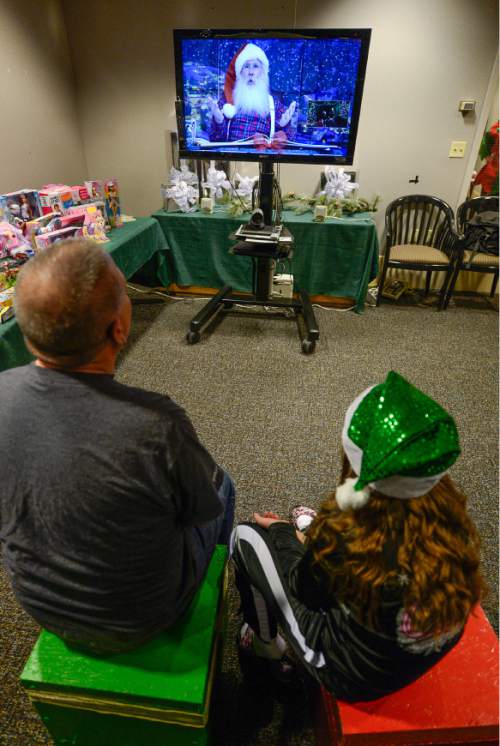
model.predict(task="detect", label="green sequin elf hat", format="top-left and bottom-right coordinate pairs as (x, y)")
top-left (337, 371), bottom-right (460, 511)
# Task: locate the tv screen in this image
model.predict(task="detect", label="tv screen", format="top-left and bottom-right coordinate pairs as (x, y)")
top-left (173, 29), bottom-right (371, 164)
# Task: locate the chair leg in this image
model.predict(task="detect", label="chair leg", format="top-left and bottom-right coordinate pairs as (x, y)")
top-left (439, 267), bottom-right (450, 310)
top-left (376, 259), bottom-right (390, 307)
top-left (441, 264), bottom-right (460, 310)
top-left (490, 272), bottom-right (498, 297)
top-left (425, 271), bottom-right (432, 297)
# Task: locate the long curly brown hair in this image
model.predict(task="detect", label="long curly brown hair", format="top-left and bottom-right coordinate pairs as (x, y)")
top-left (306, 453), bottom-right (487, 634)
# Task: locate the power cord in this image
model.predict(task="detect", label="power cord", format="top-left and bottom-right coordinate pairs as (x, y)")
top-left (127, 286), bottom-right (361, 314)
top-left (233, 303), bottom-right (295, 317)
top-left (312, 303), bottom-right (356, 312)
top-left (126, 283), bottom-right (213, 303)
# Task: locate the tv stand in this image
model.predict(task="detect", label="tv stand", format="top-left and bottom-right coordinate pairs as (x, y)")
top-left (185, 159), bottom-right (319, 354)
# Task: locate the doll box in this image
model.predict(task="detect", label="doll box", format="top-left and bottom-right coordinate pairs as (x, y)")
top-left (67, 203), bottom-right (108, 243)
top-left (70, 185), bottom-right (91, 204)
top-left (38, 186), bottom-right (74, 216)
top-left (35, 225), bottom-right (83, 251)
top-left (67, 201), bottom-right (106, 221)
top-left (0, 190), bottom-right (41, 224)
top-left (103, 179), bottom-right (122, 229)
top-left (25, 213), bottom-right (60, 245)
top-left (85, 180), bottom-right (106, 202)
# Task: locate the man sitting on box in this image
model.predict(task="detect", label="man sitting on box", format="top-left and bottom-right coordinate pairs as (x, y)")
top-left (0, 239), bottom-right (235, 654)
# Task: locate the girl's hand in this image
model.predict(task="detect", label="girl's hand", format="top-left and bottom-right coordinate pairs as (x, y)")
top-left (295, 530), bottom-right (306, 544)
top-left (253, 511), bottom-right (288, 529)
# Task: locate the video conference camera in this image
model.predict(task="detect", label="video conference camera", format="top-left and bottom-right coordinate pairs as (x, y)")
top-left (247, 208), bottom-right (265, 230)
top-left (234, 209), bottom-right (284, 243)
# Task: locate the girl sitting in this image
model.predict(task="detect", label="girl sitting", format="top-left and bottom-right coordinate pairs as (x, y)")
top-left (230, 371), bottom-right (487, 701)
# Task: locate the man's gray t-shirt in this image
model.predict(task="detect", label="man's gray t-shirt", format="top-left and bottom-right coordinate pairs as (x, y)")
top-left (0, 364), bottom-right (223, 640)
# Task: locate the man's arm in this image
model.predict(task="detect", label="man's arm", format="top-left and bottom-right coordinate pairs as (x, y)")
top-left (207, 96), bottom-right (224, 124)
top-left (208, 96), bottom-right (228, 141)
top-left (276, 100), bottom-right (297, 136)
top-left (169, 415), bottom-right (224, 526)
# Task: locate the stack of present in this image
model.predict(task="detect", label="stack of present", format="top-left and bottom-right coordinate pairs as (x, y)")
top-left (0, 179), bottom-right (123, 322)
top-left (0, 219), bottom-right (33, 323)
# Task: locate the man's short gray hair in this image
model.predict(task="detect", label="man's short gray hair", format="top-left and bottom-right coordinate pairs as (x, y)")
top-left (14, 239), bottom-right (123, 366)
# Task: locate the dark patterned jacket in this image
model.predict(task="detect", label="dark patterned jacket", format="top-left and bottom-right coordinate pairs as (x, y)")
top-left (209, 96), bottom-right (294, 142)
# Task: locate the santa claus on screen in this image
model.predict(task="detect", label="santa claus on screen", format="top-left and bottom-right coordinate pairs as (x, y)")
top-left (208, 43), bottom-right (296, 144)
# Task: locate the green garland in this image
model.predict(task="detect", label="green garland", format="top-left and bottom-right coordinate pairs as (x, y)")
top-left (282, 192), bottom-right (381, 217)
top-left (215, 191), bottom-right (381, 218)
top-left (225, 194), bottom-right (251, 216)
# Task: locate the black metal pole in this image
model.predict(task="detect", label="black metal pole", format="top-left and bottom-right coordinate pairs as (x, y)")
top-left (259, 158), bottom-right (274, 225)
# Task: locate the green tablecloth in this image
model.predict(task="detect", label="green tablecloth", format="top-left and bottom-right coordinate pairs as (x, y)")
top-left (151, 208), bottom-right (379, 313)
top-left (0, 217), bottom-right (168, 373)
top-left (105, 216), bottom-right (169, 282)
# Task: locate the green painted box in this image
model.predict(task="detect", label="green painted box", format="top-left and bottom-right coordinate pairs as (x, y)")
top-left (20, 545), bottom-right (228, 746)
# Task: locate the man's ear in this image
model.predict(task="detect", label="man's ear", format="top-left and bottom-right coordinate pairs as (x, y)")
top-left (107, 318), bottom-right (127, 347)
top-left (24, 336), bottom-right (40, 358)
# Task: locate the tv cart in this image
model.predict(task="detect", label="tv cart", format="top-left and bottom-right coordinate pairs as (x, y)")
top-left (186, 159), bottom-right (319, 354)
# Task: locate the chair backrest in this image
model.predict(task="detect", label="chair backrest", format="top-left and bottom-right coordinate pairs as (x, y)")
top-left (385, 195), bottom-right (455, 251)
top-left (456, 195), bottom-right (499, 234)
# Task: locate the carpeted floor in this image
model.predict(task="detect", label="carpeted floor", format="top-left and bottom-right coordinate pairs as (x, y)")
top-left (1, 291), bottom-right (498, 745)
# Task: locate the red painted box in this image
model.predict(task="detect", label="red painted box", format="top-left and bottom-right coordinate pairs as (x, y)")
top-left (314, 606), bottom-right (499, 745)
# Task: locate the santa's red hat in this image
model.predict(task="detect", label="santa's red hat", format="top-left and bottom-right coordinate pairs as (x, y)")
top-left (222, 43), bottom-right (270, 119)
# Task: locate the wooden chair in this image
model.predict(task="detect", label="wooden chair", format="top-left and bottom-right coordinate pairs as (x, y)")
top-left (377, 195), bottom-right (458, 310)
top-left (441, 196), bottom-right (499, 309)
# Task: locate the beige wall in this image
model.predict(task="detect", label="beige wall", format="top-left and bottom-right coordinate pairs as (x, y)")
top-left (2, 0), bottom-right (498, 294)
top-left (0, 0), bottom-right (87, 193)
top-left (62, 0), bottom-right (498, 227)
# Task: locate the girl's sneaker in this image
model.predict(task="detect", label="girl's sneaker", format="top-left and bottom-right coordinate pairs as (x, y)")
top-left (290, 505), bottom-right (317, 533)
top-left (237, 623), bottom-right (295, 683)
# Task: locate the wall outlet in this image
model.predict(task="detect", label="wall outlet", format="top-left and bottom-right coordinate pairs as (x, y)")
top-left (272, 273), bottom-right (294, 299)
top-left (449, 141), bottom-right (467, 158)
top-left (459, 100), bottom-right (476, 113)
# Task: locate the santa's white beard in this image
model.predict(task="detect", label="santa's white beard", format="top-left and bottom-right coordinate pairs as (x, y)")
top-left (233, 75), bottom-right (270, 116)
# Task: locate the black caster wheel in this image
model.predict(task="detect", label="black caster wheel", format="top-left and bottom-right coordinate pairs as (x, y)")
top-left (223, 302), bottom-right (234, 309)
top-left (186, 330), bottom-right (200, 345)
top-left (301, 339), bottom-right (316, 355)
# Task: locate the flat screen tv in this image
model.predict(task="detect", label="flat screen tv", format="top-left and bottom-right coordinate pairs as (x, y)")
top-left (173, 28), bottom-right (371, 165)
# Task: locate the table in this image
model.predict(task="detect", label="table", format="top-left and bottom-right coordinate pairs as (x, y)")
top-left (151, 208), bottom-right (379, 313)
top-left (0, 217), bottom-right (168, 373)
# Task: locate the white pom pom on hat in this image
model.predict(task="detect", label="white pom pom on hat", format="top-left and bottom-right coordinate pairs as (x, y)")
top-left (222, 103), bottom-right (236, 119)
top-left (335, 477), bottom-right (371, 511)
